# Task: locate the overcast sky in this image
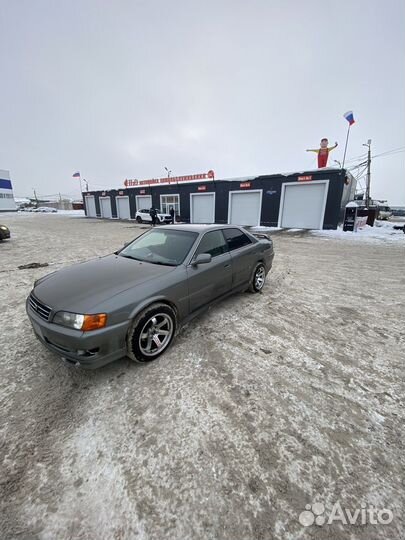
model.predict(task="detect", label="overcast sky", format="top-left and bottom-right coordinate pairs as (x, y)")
top-left (1, 0), bottom-right (404, 203)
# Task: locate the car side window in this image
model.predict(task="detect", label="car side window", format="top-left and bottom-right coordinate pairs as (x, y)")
top-left (223, 228), bottom-right (252, 251)
top-left (194, 230), bottom-right (228, 258)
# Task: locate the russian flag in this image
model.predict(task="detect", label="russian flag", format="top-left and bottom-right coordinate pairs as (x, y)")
top-left (72, 171), bottom-right (80, 178)
top-left (343, 111), bottom-right (355, 126)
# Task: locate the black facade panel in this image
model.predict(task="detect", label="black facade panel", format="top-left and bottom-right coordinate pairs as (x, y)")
top-left (85, 169), bottom-right (346, 229)
top-left (256, 169), bottom-right (345, 229)
top-left (144, 182), bottom-right (216, 222)
top-left (110, 190), bottom-right (118, 218)
top-left (94, 192), bottom-right (101, 217)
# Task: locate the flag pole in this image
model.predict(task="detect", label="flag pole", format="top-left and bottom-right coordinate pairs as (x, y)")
top-left (341, 123), bottom-right (351, 169)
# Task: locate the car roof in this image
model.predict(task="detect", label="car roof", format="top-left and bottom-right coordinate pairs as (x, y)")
top-left (159, 224), bottom-right (243, 233)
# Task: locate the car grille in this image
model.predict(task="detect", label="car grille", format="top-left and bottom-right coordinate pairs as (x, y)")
top-left (29, 294), bottom-right (52, 322)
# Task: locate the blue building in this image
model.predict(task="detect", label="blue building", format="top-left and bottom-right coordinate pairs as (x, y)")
top-left (0, 169), bottom-right (17, 212)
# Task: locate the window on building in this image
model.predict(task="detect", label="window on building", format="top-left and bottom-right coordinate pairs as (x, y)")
top-left (194, 230), bottom-right (228, 258)
top-left (161, 194), bottom-right (180, 215)
top-left (223, 228), bottom-right (252, 251)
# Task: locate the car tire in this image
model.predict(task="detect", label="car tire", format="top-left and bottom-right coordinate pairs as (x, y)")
top-left (249, 263), bottom-right (266, 293)
top-left (136, 216), bottom-right (143, 224)
top-left (126, 303), bottom-right (177, 363)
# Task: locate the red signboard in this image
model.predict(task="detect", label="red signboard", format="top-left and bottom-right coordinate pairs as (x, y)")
top-left (124, 170), bottom-right (215, 188)
top-left (197, 185), bottom-right (207, 191)
top-left (298, 175), bottom-right (312, 182)
top-left (240, 182), bottom-right (251, 188)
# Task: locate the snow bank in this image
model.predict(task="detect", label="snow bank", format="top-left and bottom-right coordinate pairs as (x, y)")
top-left (312, 220), bottom-right (405, 244)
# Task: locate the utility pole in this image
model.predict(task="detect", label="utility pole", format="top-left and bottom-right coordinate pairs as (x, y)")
top-left (83, 179), bottom-right (89, 191)
top-left (363, 139), bottom-right (372, 207)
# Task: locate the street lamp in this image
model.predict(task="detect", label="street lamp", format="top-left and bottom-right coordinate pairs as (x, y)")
top-left (164, 167), bottom-right (171, 178)
top-left (362, 140), bottom-right (372, 207)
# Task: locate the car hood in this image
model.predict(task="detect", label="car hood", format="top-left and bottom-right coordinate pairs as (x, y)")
top-left (33, 254), bottom-right (176, 313)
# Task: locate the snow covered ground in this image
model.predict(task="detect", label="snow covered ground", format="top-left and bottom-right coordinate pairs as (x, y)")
top-left (312, 219), bottom-right (405, 244)
top-left (0, 213), bottom-right (404, 540)
top-left (15, 209), bottom-right (85, 217)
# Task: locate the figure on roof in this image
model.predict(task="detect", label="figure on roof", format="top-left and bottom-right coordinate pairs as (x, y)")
top-left (306, 138), bottom-right (338, 168)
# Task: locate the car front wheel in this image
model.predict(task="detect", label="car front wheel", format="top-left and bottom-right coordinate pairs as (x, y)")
top-left (127, 303), bottom-right (176, 362)
top-left (249, 263), bottom-right (266, 293)
top-left (136, 216), bottom-right (143, 224)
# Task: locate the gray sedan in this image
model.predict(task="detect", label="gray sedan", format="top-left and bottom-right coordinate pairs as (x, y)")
top-left (26, 224), bottom-right (274, 368)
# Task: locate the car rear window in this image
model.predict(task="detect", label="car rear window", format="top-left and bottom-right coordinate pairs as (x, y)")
top-left (223, 228), bottom-right (252, 251)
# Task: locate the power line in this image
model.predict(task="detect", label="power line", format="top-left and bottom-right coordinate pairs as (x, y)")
top-left (347, 160), bottom-right (368, 171)
top-left (344, 152), bottom-right (368, 164)
top-left (343, 145), bottom-right (405, 171)
top-left (373, 148), bottom-right (405, 159)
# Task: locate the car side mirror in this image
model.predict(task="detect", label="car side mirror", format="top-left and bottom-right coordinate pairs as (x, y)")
top-left (192, 253), bottom-right (212, 266)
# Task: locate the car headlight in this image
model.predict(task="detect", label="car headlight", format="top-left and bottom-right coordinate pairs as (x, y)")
top-left (53, 311), bottom-right (107, 331)
top-left (0, 226), bottom-right (8, 231)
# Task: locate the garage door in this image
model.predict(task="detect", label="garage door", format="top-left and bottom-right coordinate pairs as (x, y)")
top-left (100, 197), bottom-right (112, 219)
top-left (228, 191), bottom-right (262, 226)
top-left (85, 196), bottom-right (97, 217)
top-left (279, 181), bottom-right (328, 229)
top-left (136, 195), bottom-right (152, 211)
top-left (190, 193), bottom-right (215, 223)
top-left (116, 196), bottom-right (130, 219)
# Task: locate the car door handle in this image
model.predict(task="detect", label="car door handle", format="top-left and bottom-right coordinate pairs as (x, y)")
top-left (223, 264), bottom-right (230, 268)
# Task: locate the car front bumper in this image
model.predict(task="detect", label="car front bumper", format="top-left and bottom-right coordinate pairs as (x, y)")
top-left (0, 229), bottom-right (10, 240)
top-left (26, 298), bottom-right (130, 369)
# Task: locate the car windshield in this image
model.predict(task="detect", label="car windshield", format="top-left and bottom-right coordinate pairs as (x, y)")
top-left (119, 229), bottom-right (198, 266)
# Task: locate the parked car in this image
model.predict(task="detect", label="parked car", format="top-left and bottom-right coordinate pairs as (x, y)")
top-left (135, 208), bottom-right (172, 224)
top-left (0, 224), bottom-right (11, 241)
top-left (378, 206), bottom-right (392, 220)
top-left (34, 206), bottom-right (58, 213)
top-left (26, 225), bottom-right (274, 368)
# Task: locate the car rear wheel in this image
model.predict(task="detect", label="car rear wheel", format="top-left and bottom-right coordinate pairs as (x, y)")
top-left (127, 303), bottom-right (176, 363)
top-left (136, 216), bottom-right (143, 224)
top-left (249, 263), bottom-right (266, 293)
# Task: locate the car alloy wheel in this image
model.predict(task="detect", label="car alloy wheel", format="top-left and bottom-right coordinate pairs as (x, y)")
top-left (139, 313), bottom-right (173, 357)
top-left (127, 303), bottom-right (176, 362)
top-left (250, 263), bottom-right (266, 293)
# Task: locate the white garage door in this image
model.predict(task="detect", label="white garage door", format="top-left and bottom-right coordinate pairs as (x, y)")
top-left (136, 195), bottom-right (152, 211)
top-left (228, 191), bottom-right (262, 226)
top-left (190, 193), bottom-right (215, 223)
top-left (85, 196), bottom-right (97, 217)
top-left (279, 181), bottom-right (328, 229)
top-left (116, 196), bottom-right (130, 219)
top-left (100, 197), bottom-right (112, 219)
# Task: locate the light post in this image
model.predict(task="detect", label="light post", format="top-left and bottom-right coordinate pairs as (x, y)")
top-left (362, 139), bottom-right (372, 207)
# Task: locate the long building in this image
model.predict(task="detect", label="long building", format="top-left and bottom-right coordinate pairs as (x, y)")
top-left (82, 167), bottom-right (356, 230)
top-left (0, 169), bottom-right (17, 212)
